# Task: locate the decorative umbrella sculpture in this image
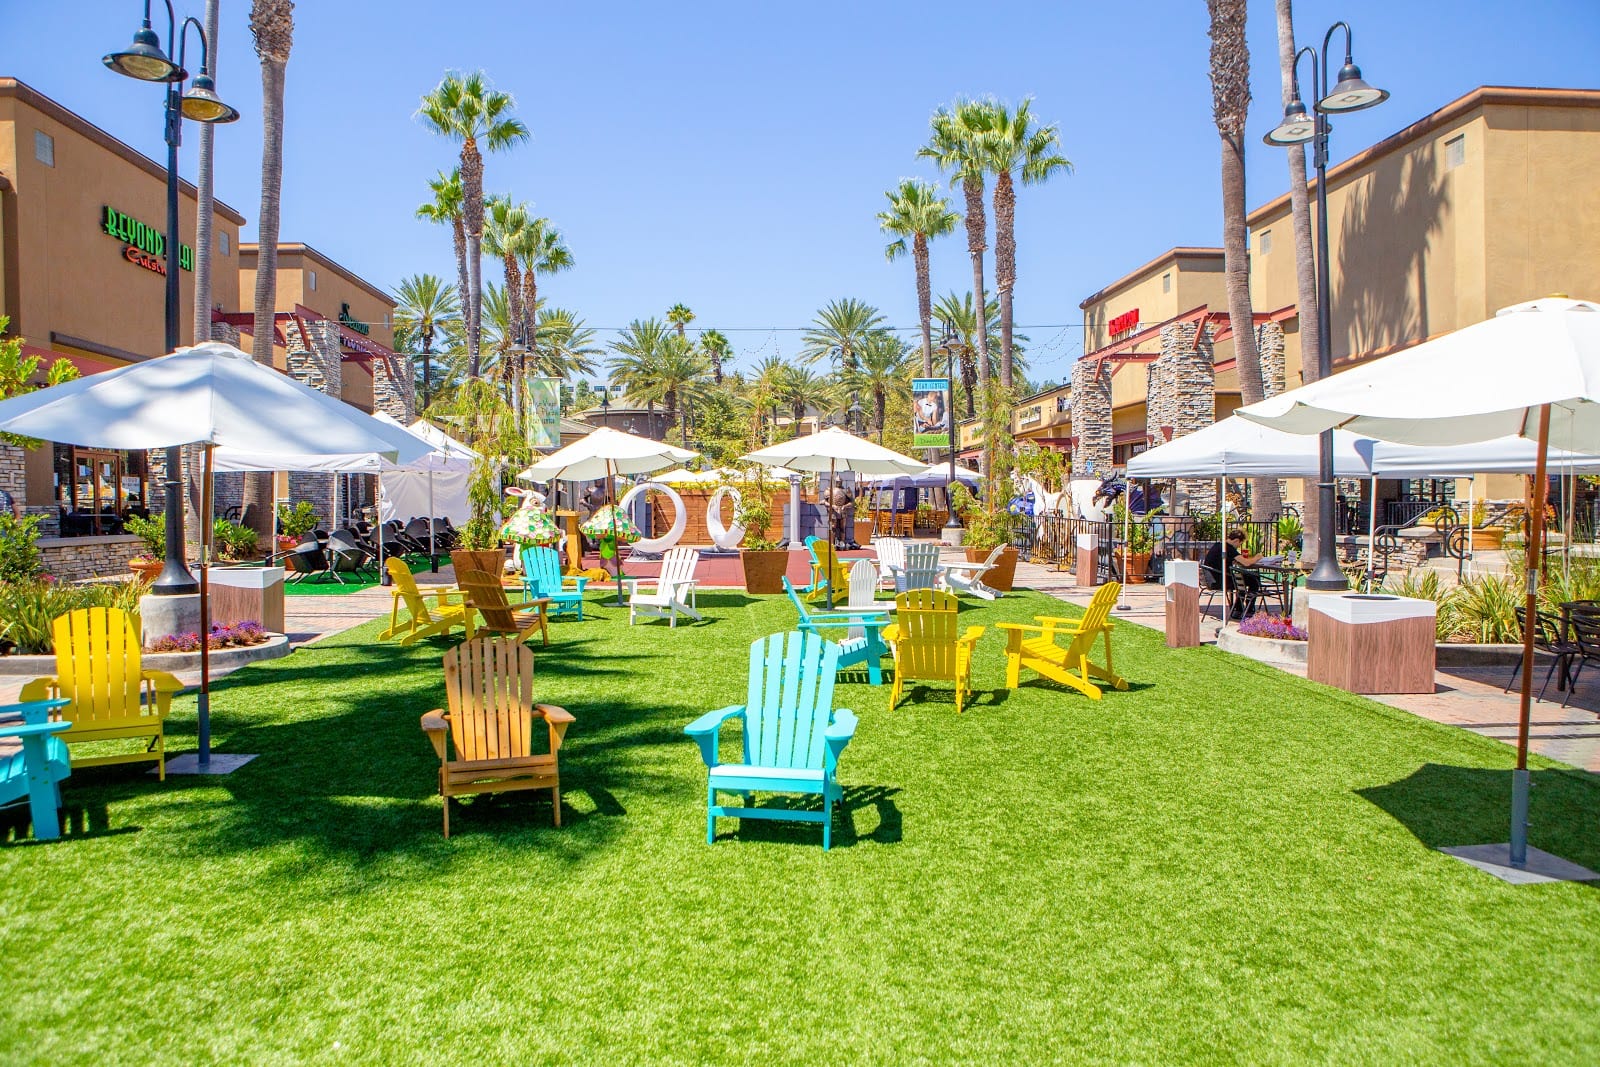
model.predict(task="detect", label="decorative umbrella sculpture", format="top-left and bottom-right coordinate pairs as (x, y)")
top-left (1238, 297), bottom-right (1600, 881)
top-left (0, 341), bottom-right (430, 772)
top-left (742, 426), bottom-right (924, 606)
top-left (520, 427), bottom-right (696, 606)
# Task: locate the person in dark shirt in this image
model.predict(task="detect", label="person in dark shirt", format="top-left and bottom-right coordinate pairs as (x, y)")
top-left (1204, 528), bottom-right (1262, 619)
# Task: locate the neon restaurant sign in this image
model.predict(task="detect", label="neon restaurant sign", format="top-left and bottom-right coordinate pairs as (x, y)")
top-left (102, 206), bottom-right (193, 275)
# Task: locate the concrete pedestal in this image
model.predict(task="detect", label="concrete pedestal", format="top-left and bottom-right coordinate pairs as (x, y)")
top-left (207, 566), bottom-right (286, 634)
top-left (1075, 533), bottom-right (1099, 588)
top-left (1307, 593), bottom-right (1437, 694)
top-left (1163, 560), bottom-right (1199, 648)
top-left (138, 592), bottom-right (202, 644)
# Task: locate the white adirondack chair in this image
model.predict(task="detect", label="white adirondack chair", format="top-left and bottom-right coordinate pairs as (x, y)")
top-left (940, 542), bottom-right (1005, 600)
top-left (846, 557), bottom-right (881, 640)
top-left (889, 542), bottom-right (943, 593)
top-left (872, 537), bottom-right (906, 590)
top-left (628, 546), bottom-right (703, 627)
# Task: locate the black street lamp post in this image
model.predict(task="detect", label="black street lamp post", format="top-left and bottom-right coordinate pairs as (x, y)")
top-left (1264, 20), bottom-right (1387, 592)
top-left (104, 0), bottom-right (238, 596)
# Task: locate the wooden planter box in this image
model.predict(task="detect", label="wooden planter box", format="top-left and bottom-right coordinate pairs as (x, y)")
top-left (740, 549), bottom-right (788, 594)
top-left (968, 545), bottom-right (1018, 592)
top-left (1470, 527), bottom-right (1506, 550)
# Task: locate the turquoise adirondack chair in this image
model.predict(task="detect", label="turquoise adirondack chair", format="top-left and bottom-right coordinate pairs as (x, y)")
top-left (0, 699), bottom-right (72, 842)
top-left (684, 631), bottom-right (859, 850)
top-left (520, 545), bottom-right (588, 620)
top-left (782, 576), bottom-right (889, 685)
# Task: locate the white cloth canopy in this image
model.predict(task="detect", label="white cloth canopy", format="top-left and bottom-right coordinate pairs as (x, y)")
top-left (0, 341), bottom-right (431, 462)
top-left (866, 462), bottom-right (981, 487)
top-left (402, 416), bottom-right (481, 464)
top-left (1365, 436), bottom-right (1600, 477)
top-left (518, 426), bottom-right (695, 483)
top-left (741, 426), bottom-right (924, 476)
top-left (1127, 418), bottom-right (1374, 478)
top-left (1237, 298), bottom-right (1600, 450)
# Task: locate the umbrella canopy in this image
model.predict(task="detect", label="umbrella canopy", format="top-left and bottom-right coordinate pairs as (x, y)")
top-left (519, 426), bottom-right (696, 483)
top-left (212, 414), bottom-right (460, 475)
top-left (1236, 298), bottom-right (1600, 450)
top-left (0, 341), bottom-right (432, 462)
top-left (404, 416), bottom-right (481, 464)
top-left (741, 426), bottom-right (924, 476)
top-left (1365, 435), bottom-right (1600, 477)
top-left (1127, 417), bottom-right (1374, 479)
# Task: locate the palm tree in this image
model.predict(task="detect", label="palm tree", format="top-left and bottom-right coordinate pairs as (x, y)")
top-left (746, 354), bottom-right (788, 443)
top-left (920, 100), bottom-right (994, 399)
top-left (531, 306), bottom-right (601, 380)
top-left (393, 273), bottom-right (460, 408)
top-left (879, 179), bottom-right (959, 377)
top-left (483, 195), bottom-right (531, 349)
top-left (1208, 0), bottom-right (1281, 519)
top-left (699, 328), bottom-right (731, 385)
top-left (191, 0), bottom-right (222, 344)
top-left (518, 220), bottom-right (574, 359)
top-left (977, 98), bottom-right (1071, 391)
top-left (801, 298), bottom-right (884, 432)
top-left (666, 303), bottom-right (695, 339)
top-left (842, 332), bottom-right (914, 441)
top-left (607, 319), bottom-right (708, 444)
top-left (242, 0), bottom-right (294, 541)
top-left (933, 292), bottom-right (993, 418)
top-left (418, 72), bottom-right (530, 378)
top-left (776, 365), bottom-right (836, 436)
top-left (417, 169), bottom-right (470, 344)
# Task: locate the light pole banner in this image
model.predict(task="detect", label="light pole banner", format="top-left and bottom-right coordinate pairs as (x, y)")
top-left (912, 377), bottom-right (951, 448)
top-left (526, 377), bottom-right (562, 450)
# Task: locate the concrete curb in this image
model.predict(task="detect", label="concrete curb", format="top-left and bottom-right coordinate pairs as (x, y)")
top-left (0, 633), bottom-right (292, 677)
top-left (1216, 628), bottom-right (1308, 665)
top-left (1214, 630), bottom-right (1550, 670)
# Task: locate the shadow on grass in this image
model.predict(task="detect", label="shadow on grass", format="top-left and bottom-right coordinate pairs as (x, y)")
top-left (1357, 762), bottom-right (1600, 876)
top-left (713, 784), bottom-right (903, 849)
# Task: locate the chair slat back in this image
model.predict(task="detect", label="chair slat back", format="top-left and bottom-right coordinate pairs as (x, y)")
top-left (443, 637), bottom-right (537, 762)
top-left (456, 569), bottom-right (518, 634)
top-left (848, 558), bottom-right (877, 609)
top-left (659, 547), bottom-right (700, 591)
top-left (1078, 582), bottom-right (1121, 636)
top-left (902, 543), bottom-right (943, 590)
top-left (744, 631), bottom-right (839, 770)
top-left (52, 608), bottom-right (146, 723)
top-left (521, 546), bottom-right (562, 597)
top-left (873, 537), bottom-right (906, 580)
top-left (894, 589), bottom-right (961, 678)
top-left (387, 558), bottom-right (433, 621)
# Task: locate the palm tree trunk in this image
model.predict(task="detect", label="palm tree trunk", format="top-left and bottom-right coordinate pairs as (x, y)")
top-left (875, 388), bottom-right (887, 442)
top-left (451, 217), bottom-right (470, 354)
top-left (460, 137), bottom-right (484, 377)
top-left (1278, 0), bottom-right (1323, 551)
top-left (421, 323), bottom-right (434, 407)
top-left (504, 253), bottom-right (522, 351)
top-left (993, 171), bottom-right (1016, 390)
top-left (242, 47), bottom-right (288, 543)
top-left (665, 388), bottom-right (678, 444)
top-left (913, 233), bottom-right (934, 377)
top-left (959, 347), bottom-right (977, 419)
top-left (521, 269), bottom-right (537, 351)
top-left (962, 177), bottom-right (991, 391)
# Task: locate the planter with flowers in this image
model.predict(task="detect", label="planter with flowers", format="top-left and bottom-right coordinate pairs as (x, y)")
top-left (123, 514), bottom-right (166, 582)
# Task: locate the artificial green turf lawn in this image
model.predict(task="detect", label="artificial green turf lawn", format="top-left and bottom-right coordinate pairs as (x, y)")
top-left (3, 589), bottom-right (1598, 1065)
top-left (282, 556), bottom-right (433, 596)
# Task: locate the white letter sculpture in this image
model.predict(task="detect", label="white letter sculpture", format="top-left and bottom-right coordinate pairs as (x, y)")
top-left (705, 486), bottom-right (746, 550)
top-left (618, 481), bottom-right (687, 554)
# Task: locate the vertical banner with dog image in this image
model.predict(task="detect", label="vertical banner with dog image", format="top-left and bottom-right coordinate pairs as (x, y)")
top-left (526, 377), bottom-right (562, 450)
top-left (911, 378), bottom-right (951, 449)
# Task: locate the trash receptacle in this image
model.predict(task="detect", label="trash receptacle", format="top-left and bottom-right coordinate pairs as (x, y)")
top-left (1163, 559), bottom-right (1199, 648)
top-left (1307, 593), bottom-right (1436, 693)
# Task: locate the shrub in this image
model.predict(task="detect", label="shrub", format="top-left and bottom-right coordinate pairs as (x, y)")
top-left (124, 514), bottom-right (165, 560)
top-left (0, 511), bottom-right (44, 582)
top-left (1237, 612), bottom-right (1307, 641)
top-left (275, 501), bottom-right (319, 540)
top-left (212, 517), bottom-right (259, 561)
top-left (0, 579), bottom-right (146, 655)
top-left (734, 477), bottom-right (779, 551)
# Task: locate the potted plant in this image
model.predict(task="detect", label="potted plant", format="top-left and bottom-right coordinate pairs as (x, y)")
top-left (1467, 500), bottom-right (1506, 549)
top-left (852, 493), bottom-right (875, 547)
top-left (735, 489), bottom-right (787, 594)
top-left (451, 517), bottom-right (506, 578)
top-left (1275, 513), bottom-right (1303, 554)
top-left (952, 483), bottom-right (1020, 591)
top-left (124, 514), bottom-right (166, 582)
top-left (275, 500), bottom-right (319, 553)
top-left (212, 518), bottom-right (260, 563)
top-left (1112, 501), bottom-right (1156, 584)
top-left (914, 499), bottom-right (934, 532)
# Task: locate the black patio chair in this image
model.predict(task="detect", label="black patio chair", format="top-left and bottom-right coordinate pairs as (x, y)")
top-left (328, 529), bottom-right (378, 579)
top-left (281, 540), bottom-right (337, 584)
top-left (1559, 608), bottom-right (1600, 709)
top-left (1503, 610), bottom-right (1578, 703)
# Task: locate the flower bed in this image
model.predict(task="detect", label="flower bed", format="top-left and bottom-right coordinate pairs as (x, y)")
top-left (147, 620), bottom-right (268, 653)
top-left (1237, 612), bottom-right (1306, 641)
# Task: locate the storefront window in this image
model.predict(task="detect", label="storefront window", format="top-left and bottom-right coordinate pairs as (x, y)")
top-left (52, 445), bottom-right (148, 536)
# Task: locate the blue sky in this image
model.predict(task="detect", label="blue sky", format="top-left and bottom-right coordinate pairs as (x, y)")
top-left (6, 1), bottom-right (1598, 384)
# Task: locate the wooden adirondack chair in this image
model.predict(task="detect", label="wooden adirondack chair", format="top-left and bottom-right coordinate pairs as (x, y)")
top-left (419, 637), bottom-right (574, 837)
top-left (940, 543), bottom-right (1006, 600)
top-left (782, 576), bottom-right (889, 685)
top-left (889, 542), bottom-right (943, 593)
top-left (455, 569), bottom-right (550, 646)
top-left (0, 698), bottom-right (72, 841)
top-left (882, 589), bottom-right (985, 713)
top-left (19, 608), bottom-right (181, 778)
top-left (629, 546), bottom-right (702, 627)
top-left (802, 537), bottom-right (852, 601)
top-left (684, 630), bottom-right (859, 850)
top-left (996, 582), bottom-right (1128, 700)
top-left (378, 557), bottom-right (474, 645)
top-left (872, 537), bottom-right (906, 590)
top-left (520, 545), bottom-right (588, 620)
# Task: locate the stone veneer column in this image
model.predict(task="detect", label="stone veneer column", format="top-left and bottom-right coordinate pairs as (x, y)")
top-left (285, 320), bottom-right (344, 525)
top-left (1143, 320), bottom-right (1218, 511)
top-left (371, 353), bottom-right (416, 422)
top-left (1256, 320), bottom-right (1286, 399)
top-left (1069, 358), bottom-right (1113, 479)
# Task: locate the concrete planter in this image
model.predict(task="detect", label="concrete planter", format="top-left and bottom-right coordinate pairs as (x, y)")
top-left (1216, 627), bottom-right (1308, 665)
top-left (0, 632), bottom-right (291, 676)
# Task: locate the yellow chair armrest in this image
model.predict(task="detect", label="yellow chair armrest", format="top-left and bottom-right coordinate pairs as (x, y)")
top-left (142, 670), bottom-right (183, 715)
top-left (19, 677), bottom-right (58, 703)
top-left (420, 710), bottom-right (449, 760)
top-left (881, 623), bottom-right (902, 644)
top-left (958, 626), bottom-right (986, 646)
top-left (536, 703), bottom-right (574, 748)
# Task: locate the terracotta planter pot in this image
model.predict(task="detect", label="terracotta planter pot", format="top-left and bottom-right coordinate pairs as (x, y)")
top-left (740, 549), bottom-right (789, 594)
top-left (967, 544), bottom-right (1019, 592)
top-left (1470, 527), bottom-right (1506, 550)
top-left (451, 548), bottom-right (506, 578)
top-left (128, 558), bottom-right (164, 583)
top-left (1118, 550), bottom-right (1152, 584)
top-left (854, 518), bottom-right (875, 546)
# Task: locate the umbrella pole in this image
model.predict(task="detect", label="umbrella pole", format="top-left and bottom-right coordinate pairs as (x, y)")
top-left (826, 459), bottom-right (837, 609)
top-left (1219, 477), bottom-right (1228, 630)
top-left (428, 470), bottom-right (438, 573)
top-left (1366, 474), bottom-right (1378, 592)
top-left (610, 460), bottom-right (624, 607)
top-left (1511, 404), bottom-right (1550, 869)
top-left (198, 444), bottom-right (214, 768)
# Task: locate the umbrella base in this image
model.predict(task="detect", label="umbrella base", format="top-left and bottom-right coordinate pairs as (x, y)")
top-left (157, 752), bottom-right (258, 776)
top-left (1437, 843), bottom-right (1599, 884)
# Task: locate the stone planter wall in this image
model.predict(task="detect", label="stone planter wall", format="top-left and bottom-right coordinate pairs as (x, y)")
top-left (36, 535), bottom-right (145, 582)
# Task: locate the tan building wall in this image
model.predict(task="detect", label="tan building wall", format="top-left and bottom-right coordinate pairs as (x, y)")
top-left (1079, 247), bottom-right (1228, 352)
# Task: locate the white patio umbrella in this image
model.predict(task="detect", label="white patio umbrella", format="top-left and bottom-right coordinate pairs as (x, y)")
top-left (742, 427), bottom-right (924, 606)
top-left (1237, 297), bottom-right (1600, 874)
top-left (518, 427), bottom-right (697, 604)
top-left (1127, 417), bottom-right (1375, 479)
top-left (0, 341), bottom-right (432, 770)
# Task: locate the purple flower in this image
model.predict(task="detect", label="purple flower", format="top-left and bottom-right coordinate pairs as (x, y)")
top-left (1237, 612), bottom-right (1307, 641)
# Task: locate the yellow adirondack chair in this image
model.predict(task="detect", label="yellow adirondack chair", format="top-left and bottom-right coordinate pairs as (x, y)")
top-left (881, 588), bottom-right (985, 713)
top-left (19, 607), bottom-right (182, 779)
top-left (804, 538), bottom-right (852, 603)
top-left (455, 569), bottom-right (550, 646)
top-left (378, 557), bottom-right (474, 645)
top-left (420, 636), bottom-right (574, 837)
top-left (996, 582), bottom-right (1128, 700)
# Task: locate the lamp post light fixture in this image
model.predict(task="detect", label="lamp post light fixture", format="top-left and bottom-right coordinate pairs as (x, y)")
top-left (1264, 20), bottom-right (1386, 592)
top-left (104, 0), bottom-right (238, 596)
top-left (937, 324), bottom-right (963, 540)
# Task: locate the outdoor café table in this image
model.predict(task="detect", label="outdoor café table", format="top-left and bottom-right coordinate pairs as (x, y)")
top-left (1249, 561), bottom-right (1308, 616)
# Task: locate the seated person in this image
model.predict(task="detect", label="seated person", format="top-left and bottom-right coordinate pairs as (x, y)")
top-left (1204, 529), bottom-right (1262, 619)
